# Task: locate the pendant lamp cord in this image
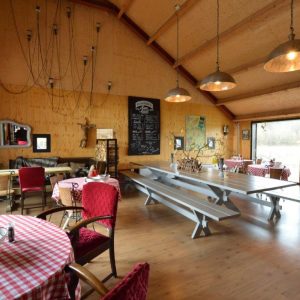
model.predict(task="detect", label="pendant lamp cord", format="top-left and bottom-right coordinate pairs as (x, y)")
top-left (289, 0), bottom-right (295, 40)
top-left (216, 0), bottom-right (220, 71)
top-left (176, 6), bottom-right (179, 88)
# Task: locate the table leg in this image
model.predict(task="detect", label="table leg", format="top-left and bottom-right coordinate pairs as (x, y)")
top-left (207, 185), bottom-right (240, 212)
top-left (191, 211), bottom-right (211, 239)
top-left (268, 196), bottom-right (281, 221)
top-left (144, 188), bottom-right (159, 205)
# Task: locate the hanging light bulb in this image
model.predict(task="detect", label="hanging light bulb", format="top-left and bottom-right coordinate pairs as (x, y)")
top-left (200, 0), bottom-right (236, 92)
top-left (165, 4), bottom-right (191, 103)
top-left (264, 0), bottom-right (300, 72)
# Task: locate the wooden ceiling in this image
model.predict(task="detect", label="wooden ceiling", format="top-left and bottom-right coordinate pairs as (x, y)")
top-left (73, 0), bottom-right (300, 121)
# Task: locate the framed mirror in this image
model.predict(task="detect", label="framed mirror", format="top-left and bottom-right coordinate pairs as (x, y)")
top-left (0, 120), bottom-right (31, 148)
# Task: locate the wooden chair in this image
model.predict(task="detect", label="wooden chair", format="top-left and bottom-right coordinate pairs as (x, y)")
top-left (59, 184), bottom-right (80, 229)
top-left (19, 167), bottom-right (46, 214)
top-left (270, 168), bottom-right (283, 180)
top-left (0, 173), bottom-right (15, 212)
top-left (256, 158), bottom-right (262, 164)
top-left (50, 174), bottom-right (64, 190)
top-left (67, 262), bottom-right (150, 300)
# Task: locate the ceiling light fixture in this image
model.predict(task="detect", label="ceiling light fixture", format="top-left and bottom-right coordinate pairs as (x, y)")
top-left (165, 4), bottom-right (191, 103)
top-left (200, 0), bottom-right (236, 92)
top-left (264, 0), bottom-right (300, 72)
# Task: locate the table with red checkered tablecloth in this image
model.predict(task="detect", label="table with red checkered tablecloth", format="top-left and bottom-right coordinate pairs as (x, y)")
top-left (224, 159), bottom-right (253, 173)
top-left (52, 177), bottom-right (121, 203)
top-left (0, 215), bottom-right (80, 300)
top-left (247, 164), bottom-right (291, 180)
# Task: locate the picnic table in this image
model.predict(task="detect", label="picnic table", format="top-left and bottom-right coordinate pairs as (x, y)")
top-left (130, 161), bottom-right (296, 221)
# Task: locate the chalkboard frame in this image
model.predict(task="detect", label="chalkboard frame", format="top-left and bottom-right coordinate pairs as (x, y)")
top-left (128, 96), bottom-right (160, 155)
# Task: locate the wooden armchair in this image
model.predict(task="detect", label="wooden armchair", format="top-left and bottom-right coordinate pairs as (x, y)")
top-left (67, 262), bottom-right (150, 300)
top-left (37, 182), bottom-right (119, 282)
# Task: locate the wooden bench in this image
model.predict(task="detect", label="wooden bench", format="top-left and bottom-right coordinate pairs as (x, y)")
top-left (121, 170), bottom-right (240, 239)
top-left (263, 185), bottom-right (300, 220)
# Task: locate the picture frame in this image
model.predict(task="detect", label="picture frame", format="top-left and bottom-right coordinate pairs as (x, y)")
top-left (207, 137), bottom-right (215, 149)
top-left (174, 136), bottom-right (184, 150)
top-left (32, 134), bottom-right (51, 153)
top-left (242, 129), bottom-right (250, 140)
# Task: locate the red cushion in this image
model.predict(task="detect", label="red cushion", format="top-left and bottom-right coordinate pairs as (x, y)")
top-left (73, 227), bottom-right (110, 258)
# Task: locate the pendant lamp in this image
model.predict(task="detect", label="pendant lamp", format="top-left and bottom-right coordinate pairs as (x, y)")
top-left (200, 0), bottom-right (236, 92)
top-left (264, 0), bottom-right (300, 72)
top-left (165, 4), bottom-right (191, 103)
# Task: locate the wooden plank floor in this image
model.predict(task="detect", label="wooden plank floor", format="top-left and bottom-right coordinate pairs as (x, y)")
top-left (1, 190), bottom-right (300, 299)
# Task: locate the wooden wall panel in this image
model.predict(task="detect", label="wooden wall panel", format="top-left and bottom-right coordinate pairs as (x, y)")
top-left (0, 0), bottom-right (234, 168)
top-left (0, 85), bottom-right (233, 168)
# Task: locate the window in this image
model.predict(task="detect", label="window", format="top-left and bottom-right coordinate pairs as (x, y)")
top-left (251, 119), bottom-right (300, 182)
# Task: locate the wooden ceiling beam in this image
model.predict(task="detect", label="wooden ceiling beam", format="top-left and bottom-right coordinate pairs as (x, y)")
top-left (216, 81), bottom-right (300, 106)
top-left (225, 56), bottom-right (267, 75)
top-left (234, 107), bottom-right (300, 122)
top-left (174, 0), bottom-right (289, 68)
top-left (117, 0), bottom-right (134, 19)
top-left (71, 0), bottom-right (235, 120)
top-left (70, 0), bottom-right (117, 13)
top-left (146, 0), bottom-right (198, 46)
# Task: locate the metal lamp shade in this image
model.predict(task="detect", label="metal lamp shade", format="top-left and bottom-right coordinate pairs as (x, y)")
top-left (264, 39), bottom-right (300, 72)
top-left (165, 87), bottom-right (192, 102)
top-left (200, 70), bottom-right (236, 92)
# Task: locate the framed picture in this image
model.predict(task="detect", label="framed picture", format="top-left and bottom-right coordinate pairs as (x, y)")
top-left (33, 134), bottom-right (51, 153)
top-left (242, 129), bottom-right (250, 140)
top-left (174, 136), bottom-right (184, 150)
top-left (207, 137), bottom-right (215, 149)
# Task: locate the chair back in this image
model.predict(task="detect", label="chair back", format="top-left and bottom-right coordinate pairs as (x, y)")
top-left (256, 158), bottom-right (262, 164)
top-left (82, 182), bottom-right (118, 230)
top-left (270, 168), bottom-right (282, 180)
top-left (50, 174), bottom-right (64, 190)
top-left (59, 186), bottom-right (75, 206)
top-left (0, 174), bottom-right (10, 191)
top-left (19, 167), bottom-right (45, 190)
top-left (103, 262), bottom-right (150, 300)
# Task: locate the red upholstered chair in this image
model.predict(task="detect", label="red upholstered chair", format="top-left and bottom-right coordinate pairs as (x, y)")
top-left (67, 262), bottom-right (150, 300)
top-left (69, 182), bottom-right (119, 282)
top-left (36, 182), bottom-right (119, 281)
top-left (19, 167), bottom-right (46, 214)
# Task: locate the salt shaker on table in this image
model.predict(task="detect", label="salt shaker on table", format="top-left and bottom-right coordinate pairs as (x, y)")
top-left (8, 222), bottom-right (15, 243)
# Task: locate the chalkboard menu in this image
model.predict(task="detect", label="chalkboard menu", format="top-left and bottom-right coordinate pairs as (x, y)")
top-left (128, 96), bottom-right (160, 155)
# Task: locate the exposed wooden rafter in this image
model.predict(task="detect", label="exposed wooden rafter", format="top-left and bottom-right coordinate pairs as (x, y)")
top-left (146, 0), bottom-right (198, 46)
top-left (174, 0), bottom-right (289, 68)
top-left (234, 107), bottom-right (300, 122)
top-left (70, 0), bottom-right (117, 12)
top-left (217, 81), bottom-right (300, 106)
top-left (225, 56), bottom-right (267, 75)
top-left (117, 0), bottom-right (134, 19)
top-left (71, 0), bottom-right (235, 120)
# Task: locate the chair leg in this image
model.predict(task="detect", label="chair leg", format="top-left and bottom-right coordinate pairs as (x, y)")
top-left (42, 190), bottom-right (46, 211)
top-left (21, 193), bottom-right (24, 215)
top-left (109, 241), bottom-right (117, 278)
top-left (62, 211), bottom-right (73, 230)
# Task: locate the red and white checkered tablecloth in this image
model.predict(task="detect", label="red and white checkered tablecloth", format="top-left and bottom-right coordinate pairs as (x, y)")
top-left (0, 215), bottom-right (80, 300)
top-left (224, 159), bottom-right (253, 172)
top-left (247, 164), bottom-right (291, 180)
top-left (52, 177), bottom-right (121, 203)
